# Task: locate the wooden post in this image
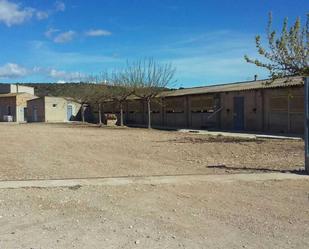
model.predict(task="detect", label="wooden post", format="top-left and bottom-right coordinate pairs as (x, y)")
top-left (305, 77), bottom-right (309, 173)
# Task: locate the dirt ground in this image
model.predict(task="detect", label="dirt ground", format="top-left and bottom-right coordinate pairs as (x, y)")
top-left (0, 123), bottom-right (305, 180)
top-left (0, 179), bottom-right (308, 249)
top-left (0, 124), bottom-right (308, 248)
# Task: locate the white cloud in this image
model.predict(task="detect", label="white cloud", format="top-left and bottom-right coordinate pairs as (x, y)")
top-left (48, 69), bottom-right (84, 82)
top-left (0, 0), bottom-right (65, 26)
top-left (53, 30), bottom-right (76, 43)
top-left (0, 62), bottom-right (86, 82)
top-left (44, 28), bottom-right (59, 38)
top-left (0, 0), bottom-right (34, 26)
top-left (0, 63), bottom-right (28, 78)
top-left (45, 28), bottom-right (112, 43)
top-left (54, 1), bottom-right (65, 12)
top-left (36, 11), bottom-right (49, 20)
top-left (85, 29), bottom-right (112, 37)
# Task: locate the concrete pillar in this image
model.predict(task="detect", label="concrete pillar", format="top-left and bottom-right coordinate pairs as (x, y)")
top-left (305, 77), bottom-right (309, 173)
top-left (184, 96), bottom-right (189, 128)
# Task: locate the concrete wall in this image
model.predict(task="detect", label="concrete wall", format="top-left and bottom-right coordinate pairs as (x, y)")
top-left (16, 93), bottom-right (37, 122)
top-left (0, 93), bottom-right (36, 122)
top-left (220, 90), bottom-right (264, 131)
top-left (164, 96), bottom-right (186, 128)
top-left (11, 85), bottom-right (34, 95)
top-left (126, 100), bottom-right (145, 125)
top-left (0, 96), bottom-right (16, 121)
top-left (27, 97), bottom-right (45, 122)
top-left (0, 84), bottom-right (34, 95)
top-left (188, 94), bottom-right (219, 129)
top-left (0, 85), bottom-right (11, 94)
top-left (116, 94), bottom-right (220, 129)
top-left (93, 86), bottom-right (305, 134)
top-left (27, 97), bottom-right (81, 123)
top-left (263, 87), bottom-right (304, 134)
top-left (218, 87), bottom-right (304, 134)
top-left (44, 97), bottom-right (68, 122)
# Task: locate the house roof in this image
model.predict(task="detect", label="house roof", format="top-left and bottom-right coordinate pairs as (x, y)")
top-left (159, 76), bottom-right (305, 98)
top-left (0, 92), bottom-right (37, 98)
top-left (0, 93), bottom-right (19, 98)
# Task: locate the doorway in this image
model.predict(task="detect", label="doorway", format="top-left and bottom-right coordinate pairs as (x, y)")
top-left (233, 96), bottom-right (244, 130)
top-left (67, 105), bottom-right (73, 121)
top-left (24, 108), bottom-right (27, 122)
top-left (33, 107), bottom-right (38, 122)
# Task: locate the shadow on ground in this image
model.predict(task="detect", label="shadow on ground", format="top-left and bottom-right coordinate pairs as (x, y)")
top-left (207, 165), bottom-right (307, 175)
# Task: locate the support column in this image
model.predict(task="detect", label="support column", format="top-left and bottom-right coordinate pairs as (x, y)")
top-left (305, 77), bottom-right (309, 173)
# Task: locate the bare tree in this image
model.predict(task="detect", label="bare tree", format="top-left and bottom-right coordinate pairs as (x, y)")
top-left (108, 70), bottom-right (135, 126)
top-left (88, 84), bottom-right (112, 125)
top-left (124, 58), bottom-right (176, 129)
top-left (245, 13), bottom-right (309, 78)
top-left (84, 73), bottom-right (113, 125)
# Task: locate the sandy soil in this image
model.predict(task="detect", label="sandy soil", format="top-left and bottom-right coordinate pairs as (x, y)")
top-left (0, 123), bottom-right (307, 248)
top-left (0, 179), bottom-right (308, 249)
top-left (0, 123), bottom-right (305, 180)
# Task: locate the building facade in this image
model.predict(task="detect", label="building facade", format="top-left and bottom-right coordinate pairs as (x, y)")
top-left (0, 93), bottom-right (37, 122)
top-left (102, 77), bottom-right (305, 134)
top-left (0, 84), bottom-right (34, 95)
top-left (27, 96), bottom-right (81, 123)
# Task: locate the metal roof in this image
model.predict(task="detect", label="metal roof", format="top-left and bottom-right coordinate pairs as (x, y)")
top-left (159, 76), bottom-right (305, 98)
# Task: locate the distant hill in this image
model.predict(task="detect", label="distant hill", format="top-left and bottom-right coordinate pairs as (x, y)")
top-left (23, 83), bottom-right (103, 97)
top-left (23, 83), bottom-right (172, 99)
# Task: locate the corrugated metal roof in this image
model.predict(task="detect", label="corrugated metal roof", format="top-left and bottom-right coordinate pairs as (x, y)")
top-left (159, 76), bottom-right (304, 97)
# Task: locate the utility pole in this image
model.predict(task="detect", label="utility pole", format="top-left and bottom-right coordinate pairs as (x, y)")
top-left (305, 77), bottom-right (309, 173)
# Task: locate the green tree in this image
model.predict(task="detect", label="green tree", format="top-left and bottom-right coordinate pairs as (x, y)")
top-left (245, 13), bottom-right (309, 78)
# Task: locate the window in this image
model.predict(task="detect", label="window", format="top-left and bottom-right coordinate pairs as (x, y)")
top-left (165, 97), bottom-right (185, 113)
top-left (190, 96), bottom-right (214, 113)
top-left (52, 104), bottom-right (57, 107)
top-left (270, 96), bottom-right (288, 111)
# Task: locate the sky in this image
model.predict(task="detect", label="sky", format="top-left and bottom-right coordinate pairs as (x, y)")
top-left (0, 0), bottom-right (307, 87)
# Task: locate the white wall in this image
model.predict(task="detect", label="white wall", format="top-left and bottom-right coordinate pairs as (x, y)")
top-left (10, 85), bottom-right (34, 95)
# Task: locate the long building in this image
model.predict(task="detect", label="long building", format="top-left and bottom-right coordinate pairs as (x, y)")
top-left (103, 76), bottom-right (305, 134)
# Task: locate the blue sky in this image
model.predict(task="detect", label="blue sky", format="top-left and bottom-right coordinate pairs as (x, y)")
top-left (0, 0), bottom-right (307, 87)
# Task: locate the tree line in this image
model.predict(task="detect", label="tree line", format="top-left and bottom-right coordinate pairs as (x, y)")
top-left (58, 58), bottom-right (176, 129)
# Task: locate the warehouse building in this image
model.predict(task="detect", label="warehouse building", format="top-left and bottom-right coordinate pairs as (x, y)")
top-left (27, 96), bottom-right (81, 123)
top-left (0, 84), bottom-right (37, 122)
top-left (104, 76), bottom-right (305, 134)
